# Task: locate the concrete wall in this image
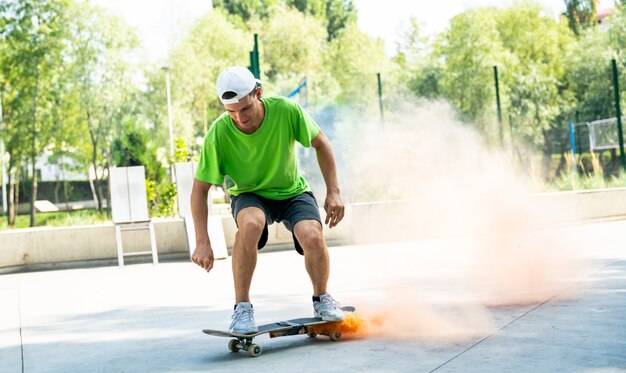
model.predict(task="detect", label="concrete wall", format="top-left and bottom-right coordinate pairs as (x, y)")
top-left (348, 187), bottom-right (626, 244)
top-left (536, 188), bottom-right (626, 222)
top-left (0, 219), bottom-right (187, 270)
top-left (1, 188), bottom-right (625, 272)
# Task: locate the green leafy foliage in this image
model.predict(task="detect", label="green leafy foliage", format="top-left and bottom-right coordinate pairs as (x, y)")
top-left (173, 138), bottom-right (190, 164)
top-left (0, 0), bottom-right (70, 225)
top-left (563, 0), bottom-right (597, 36)
top-left (161, 10), bottom-right (249, 147)
top-left (111, 119), bottom-right (153, 169)
top-left (429, 1), bottom-right (576, 156)
top-left (436, 8), bottom-right (504, 124)
top-left (0, 209), bottom-right (110, 230)
top-left (394, 18), bottom-right (441, 100)
top-left (215, 0), bottom-right (357, 40)
top-left (324, 0), bottom-right (357, 41)
top-left (564, 6), bottom-right (626, 127)
top-left (146, 179), bottom-right (177, 217)
top-left (261, 8), bottom-right (326, 79)
top-left (325, 23), bottom-right (388, 109)
top-left (212, 0), bottom-right (279, 21)
top-left (549, 169), bottom-right (626, 191)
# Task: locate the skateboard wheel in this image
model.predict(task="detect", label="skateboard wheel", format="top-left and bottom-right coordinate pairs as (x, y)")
top-left (329, 332), bottom-right (341, 341)
top-left (307, 332), bottom-right (318, 338)
top-left (228, 339), bottom-right (240, 352)
top-left (248, 343), bottom-right (262, 357)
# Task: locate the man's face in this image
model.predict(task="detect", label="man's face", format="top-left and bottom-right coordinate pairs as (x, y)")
top-left (224, 89), bottom-right (262, 131)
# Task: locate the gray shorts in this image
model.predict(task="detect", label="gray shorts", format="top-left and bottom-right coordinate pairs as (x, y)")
top-left (230, 191), bottom-right (322, 255)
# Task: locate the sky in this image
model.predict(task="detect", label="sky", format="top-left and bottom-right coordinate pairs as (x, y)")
top-left (90, 0), bottom-right (616, 62)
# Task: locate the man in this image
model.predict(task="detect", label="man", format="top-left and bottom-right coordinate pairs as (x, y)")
top-left (190, 66), bottom-right (346, 334)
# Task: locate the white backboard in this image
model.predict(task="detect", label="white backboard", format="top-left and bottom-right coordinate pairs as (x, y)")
top-left (110, 166), bottom-right (150, 224)
top-left (174, 162), bottom-right (196, 219)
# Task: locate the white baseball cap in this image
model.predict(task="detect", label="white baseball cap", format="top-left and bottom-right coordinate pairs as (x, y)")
top-left (216, 66), bottom-right (261, 105)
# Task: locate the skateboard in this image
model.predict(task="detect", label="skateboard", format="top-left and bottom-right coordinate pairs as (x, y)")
top-left (203, 306), bottom-right (355, 357)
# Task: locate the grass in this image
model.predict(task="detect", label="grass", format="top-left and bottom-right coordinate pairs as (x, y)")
top-left (547, 171), bottom-right (626, 191)
top-left (0, 209), bottom-right (111, 231)
top-left (544, 151), bottom-right (626, 192)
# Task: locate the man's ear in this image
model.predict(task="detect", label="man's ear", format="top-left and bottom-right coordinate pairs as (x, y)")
top-left (255, 87), bottom-right (262, 100)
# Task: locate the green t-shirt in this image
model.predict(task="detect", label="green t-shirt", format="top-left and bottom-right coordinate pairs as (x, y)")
top-left (195, 96), bottom-right (320, 200)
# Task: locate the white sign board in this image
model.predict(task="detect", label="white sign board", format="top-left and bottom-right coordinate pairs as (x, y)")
top-left (174, 162), bottom-right (195, 219)
top-left (109, 166), bottom-right (150, 224)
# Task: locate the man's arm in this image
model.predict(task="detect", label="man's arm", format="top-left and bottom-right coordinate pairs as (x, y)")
top-left (311, 130), bottom-right (345, 228)
top-left (190, 179), bottom-right (215, 272)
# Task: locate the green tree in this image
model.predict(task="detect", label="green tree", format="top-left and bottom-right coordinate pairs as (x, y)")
top-left (558, 5), bottom-right (626, 176)
top-left (215, 0), bottom-right (357, 41)
top-left (255, 7), bottom-right (346, 109)
top-left (111, 119), bottom-right (153, 168)
top-left (287, 0), bottom-right (357, 40)
top-left (65, 1), bottom-right (140, 212)
top-left (286, 0), bottom-right (325, 17)
top-left (605, 4), bottom-right (626, 55)
top-left (563, 0), bottom-right (597, 36)
top-left (212, 0), bottom-right (279, 21)
top-left (496, 1), bottom-right (575, 162)
top-left (46, 59), bottom-right (80, 210)
top-left (0, 24), bottom-right (28, 225)
top-left (394, 18), bottom-right (442, 99)
top-left (261, 8), bottom-right (326, 82)
top-left (160, 10), bottom-right (249, 155)
top-left (285, 0), bottom-right (357, 40)
top-left (435, 7), bottom-right (505, 125)
top-left (324, 0), bottom-right (357, 41)
top-left (566, 6), bottom-right (626, 122)
top-left (433, 1), bottom-right (574, 160)
top-left (0, 0), bottom-right (69, 226)
top-left (326, 23), bottom-right (388, 109)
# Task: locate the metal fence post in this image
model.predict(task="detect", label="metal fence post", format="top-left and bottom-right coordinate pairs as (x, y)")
top-left (611, 58), bottom-right (626, 171)
top-left (493, 65), bottom-right (503, 147)
top-left (569, 119), bottom-right (578, 175)
top-left (249, 34), bottom-right (260, 79)
top-left (377, 72), bottom-right (384, 129)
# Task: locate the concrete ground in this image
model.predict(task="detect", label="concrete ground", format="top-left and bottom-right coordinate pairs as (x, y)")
top-left (0, 220), bottom-right (625, 373)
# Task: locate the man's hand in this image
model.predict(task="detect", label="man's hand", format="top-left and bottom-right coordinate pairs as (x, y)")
top-left (324, 192), bottom-right (345, 228)
top-left (192, 241), bottom-right (215, 272)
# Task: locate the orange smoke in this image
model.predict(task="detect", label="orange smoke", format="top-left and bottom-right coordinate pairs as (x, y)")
top-left (350, 292), bottom-right (495, 343)
top-left (326, 102), bottom-right (586, 345)
top-left (309, 301), bottom-right (492, 343)
top-left (308, 312), bottom-right (370, 339)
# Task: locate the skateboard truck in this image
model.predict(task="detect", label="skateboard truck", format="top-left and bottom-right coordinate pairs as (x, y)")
top-left (228, 338), bottom-right (263, 357)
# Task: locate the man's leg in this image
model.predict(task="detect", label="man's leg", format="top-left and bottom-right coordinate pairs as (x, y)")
top-left (293, 219), bottom-right (329, 296)
top-left (293, 219), bottom-right (343, 321)
top-left (232, 207), bottom-right (266, 303)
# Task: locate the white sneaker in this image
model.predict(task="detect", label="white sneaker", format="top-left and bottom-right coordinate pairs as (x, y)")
top-left (313, 293), bottom-right (345, 321)
top-left (229, 302), bottom-right (258, 334)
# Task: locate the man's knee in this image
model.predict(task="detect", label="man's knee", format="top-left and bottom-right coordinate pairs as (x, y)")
top-left (294, 221), bottom-right (325, 253)
top-left (236, 208), bottom-right (266, 241)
